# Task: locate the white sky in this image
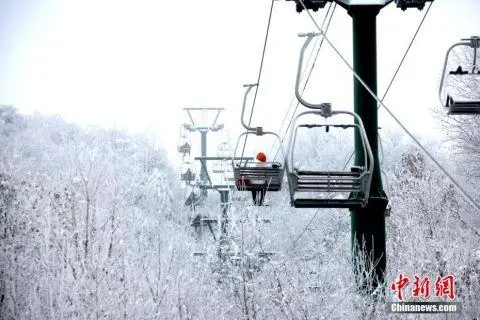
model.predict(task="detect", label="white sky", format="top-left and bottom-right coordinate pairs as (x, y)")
top-left (0, 0), bottom-right (479, 161)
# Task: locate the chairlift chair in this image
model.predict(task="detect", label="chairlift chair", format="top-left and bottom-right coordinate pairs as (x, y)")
top-left (191, 214), bottom-right (218, 235)
top-left (185, 187), bottom-right (205, 207)
top-left (219, 167), bottom-right (236, 184)
top-left (191, 218), bottom-right (218, 239)
top-left (395, 0), bottom-right (433, 11)
top-left (180, 161), bottom-right (196, 183)
top-left (217, 141), bottom-right (232, 158)
top-left (181, 168), bottom-right (196, 182)
top-left (286, 0), bottom-right (327, 13)
top-left (232, 154), bottom-right (284, 192)
top-left (212, 141), bottom-right (232, 173)
top-left (232, 84), bottom-right (286, 195)
top-left (177, 125), bottom-right (192, 155)
top-left (286, 110), bottom-right (373, 209)
top-left (178, 141), bottom-right (191, 155)
top-left (286, 32), bottom-right (373, 209)
top-left (212, 162), bottom-right (225, 174)
top-left (439, 36), bottom-right (480, 115)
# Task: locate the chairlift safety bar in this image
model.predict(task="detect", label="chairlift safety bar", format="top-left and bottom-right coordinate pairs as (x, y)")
top-left (195, 157), bottom-right (253, 161)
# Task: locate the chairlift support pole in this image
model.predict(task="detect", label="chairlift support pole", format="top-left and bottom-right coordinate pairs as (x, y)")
top-left (195, 156), bottom-right (252, 256)
top-left (200, 131), bottom-right (208, 186)
top-left (349, 5), bottom-right (388, 292)
top-left (219, 189), bottom-right (229, 256)
top-left (348, 1), bottom-right (433, 290)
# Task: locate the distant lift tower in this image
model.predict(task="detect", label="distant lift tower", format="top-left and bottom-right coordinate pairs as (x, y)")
top-left (182, 107), bottom-right (246, 250)
top-left (286, 0), bottom-right (433, 292)
top-left (182, 107), bottom-right (225, 196)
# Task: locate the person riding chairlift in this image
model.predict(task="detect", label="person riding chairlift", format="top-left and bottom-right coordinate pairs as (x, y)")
top-left (251, 152), bottom-right (267, 206)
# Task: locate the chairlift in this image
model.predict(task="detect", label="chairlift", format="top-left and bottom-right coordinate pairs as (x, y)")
top-left (177, 125), bottom-right (192, 155)
top-left (181, 169), bottom-right (196, 182)
top-left (395, 0), bottom-right (433, 11)
top-left (286, 33), bottom-right (373, 209)
top-left (222, 155), bottom-right (235, 183)
top-left (178, 141), bottom-right (191, 155)
top-left (212, 162), bottom-right (225, 174)
top-left (190, 212), bottom-right (217, 240)
top-left (439, 36), bottom-right (480, 115)
top-left (212, 165), bottom-right (235, 184)
top-left (232, 84), bottom-right (286, 198)
top-left (180, 161), bottom-right (196, 183)
top-left (217, 141), bottom-right (232, 158)
top-left (184, 187), bottom-right (205, 207)
top-left (191, 215), bottom-right (218, 227)
top-left (286, 0), bottom-right (327, 13)
top-left (212, 141), bottom-right (232, 173)
top-left (286, 111), bottom-right (373, 208)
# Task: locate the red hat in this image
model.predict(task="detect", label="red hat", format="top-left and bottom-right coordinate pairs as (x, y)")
top-left (256, 152), bottom-right (267, 163)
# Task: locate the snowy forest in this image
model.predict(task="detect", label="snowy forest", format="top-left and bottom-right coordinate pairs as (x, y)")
top-left (0, 104), bottom-right (479, 319)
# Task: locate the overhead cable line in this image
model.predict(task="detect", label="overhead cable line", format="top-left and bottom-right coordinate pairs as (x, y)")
top-left (298, 0), bottom-right (480, 211)
top-left (377, 2), bottom-right (433, 110)
top-left (276, 3), bottom-right (334, 140)
top-left (271, 3), bottom-right (337, 160)
top-left (239, 0), bottom-right (276, 161)
top-left (290, 209), bottom-right (320, 250)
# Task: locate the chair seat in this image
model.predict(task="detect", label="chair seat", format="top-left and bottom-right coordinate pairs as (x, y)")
top-left (446, 95), bottom-right (480, 115)
top-left (290, 170), bottom-right (364, 193)
top-left (448, 101), bottom-right (480, 115)
top-left (295, 170), bottom-right (361, 177)
top-left (296, 180), bottom-right (361, 185)
top-left (191, 218), bottom-right (217, 227)
top-left (235, 184), bottom-right (282, 192)
top-left (295, 185), bottom-right (362, 192)
top-left (293, 198), bottom-right (364, 209)
top-left (234, 163), bottom-right (284, 192)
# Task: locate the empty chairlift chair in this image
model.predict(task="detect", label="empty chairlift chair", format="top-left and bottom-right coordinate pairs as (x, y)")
top-left (285, 107), bottom-right (373, 209)
top-left (212, 141), bottom-right (232, 173)
top-left (438, 36), bottom-right (480, 115)
top-left (232, 84), bottom-right (286, 199)
top-left (212, 161), bottom-right (225, 174)
top-left (285, 32), bottom-right (373, 209)
top-left (216, 141), bottom-right (236, 184)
